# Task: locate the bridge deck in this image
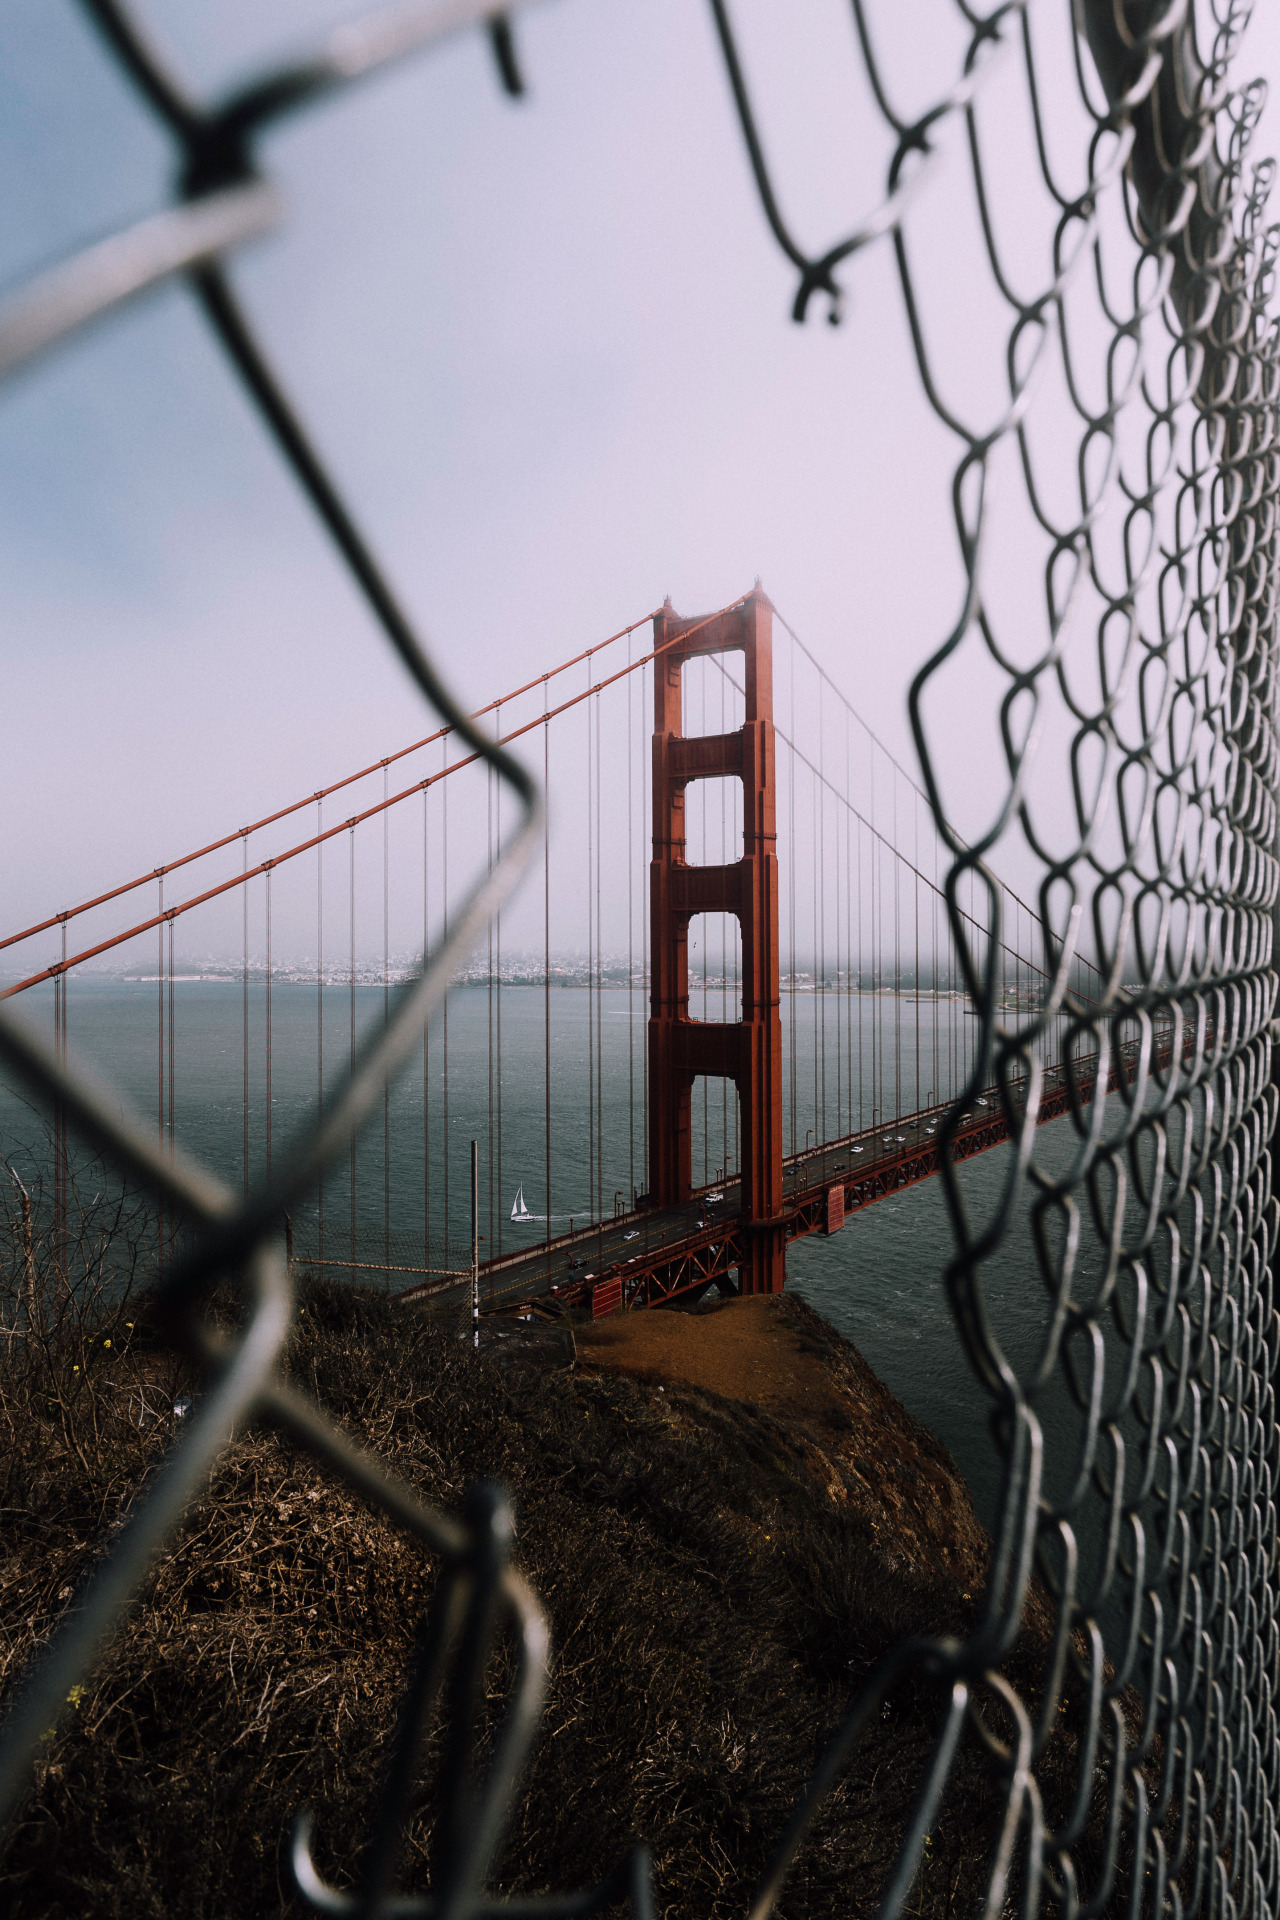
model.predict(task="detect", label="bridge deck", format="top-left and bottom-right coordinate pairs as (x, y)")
top-left (398, 1040), bottom-right (1153, 1318)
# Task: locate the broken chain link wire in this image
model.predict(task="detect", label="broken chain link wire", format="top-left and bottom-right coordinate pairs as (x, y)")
top-left (717, 0), bottom-right (1280, 1911)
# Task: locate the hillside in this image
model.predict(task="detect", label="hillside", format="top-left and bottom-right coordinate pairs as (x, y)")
top-left (1, 1282), bottom-right (1102, 1917)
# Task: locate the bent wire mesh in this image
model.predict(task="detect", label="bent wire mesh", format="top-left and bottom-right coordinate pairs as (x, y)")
top-left (716, 0), bottom-right (1280, 1911)
top-left (0, 2), bottom-right (1278, 1918)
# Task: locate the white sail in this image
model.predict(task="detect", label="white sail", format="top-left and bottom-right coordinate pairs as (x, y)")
top-left (511, 1185), bottom-right (532, 1221)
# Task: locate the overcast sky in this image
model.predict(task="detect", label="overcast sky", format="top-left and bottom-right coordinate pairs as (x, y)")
top-left (2, 0), bottom-right (1279, 946)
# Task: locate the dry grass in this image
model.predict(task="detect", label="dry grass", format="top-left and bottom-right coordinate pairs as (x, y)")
top-left (0, 1271), bottom-right (1142, 1918)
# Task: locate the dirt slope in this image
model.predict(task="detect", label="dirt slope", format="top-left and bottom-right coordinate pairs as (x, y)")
top-left (575, 1294), bottom-right (995, 1600)
top-left (0, 1283), bottom-right (1105, 1918)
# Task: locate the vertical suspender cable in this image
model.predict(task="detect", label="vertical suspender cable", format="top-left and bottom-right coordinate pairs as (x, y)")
top-left (951, 868), bottom-right (958, 1106)
top-left (157, 876), bottom-right (165, 1253)
top-left (265, 865), bottom-right (273, 1175)
top-left (700, 672), bottom-right (708, 1185)
top-left (967, 871), bottom-right (974, 1098)
top-left (1005, 886), bottom-right (1011, 1058)
top-left (543, 706), bottom-right (552, 1258)
top-left (846, 707), bottom-right (853, 1136)
top-left (166, 912), bottom-right (175, 1264)
top-left (875, 768), bottom-right (886, 1121)
top-left (942, 867), bottom-right (949, 1105)
top-left (1015, 897), bottom-right (1020, 1056)
top-left (877, 771), bottom-right (884, 1132)
top-left (968, 868), bottom-right (974, 1091)
top-left (441, 736), bottom-right (450, 1268)
top-left (857, 816), bottom-right (864, 1131)
top-left (973, 869), bottom-right (979, 1090)
top-left (970, 874), bottom-right (977, 1087)
top-left (870, 775), bottom-right (877, 1132)
top-left (586, 673), bottom-right (595, 1224)
top-left (495, 702), bottom-right (503, 1267)
top-left (934, 837), bottom-right (941, 1106)
top-left (383, 765), bottom-right (391, 1271)
top-left (627, 649), bottom-right (635, 1205)
top-left (53, 933), bottom-right (62, 1272)
top-left (52, 964), bottom-right (61, 1263)
top-left (487, 754), bottom-right (494, 1261)
top-left (699, 671), bottom-right (707, 1182)
top-left (317, 797), bottom-right (324, 1265)
top-left (997, 879), bottom-right (1013, 1052)
top-left (998, 879), bottom-right (1004, 1070)
top-left (932, 823), bottom-right (939, 1110)
top-left (833, 711), bottom-right (841, 1142)
top-left (594, 691), bottom-right (606, 1228)
top-left (157, 877), bottom-right (165, 1147)
top-left (811, 764), bottom-right (819, 1149)
top-left (423, 783), bottom-right (431, 1275)
top-left (470, 1137), bottom-right (479, 1353)
top-left (732, 683), bottom-right (739, 1177)
top-left (818, 681), bottom-right (827, 1145)
top-left (721, 664), bottom-right (728, 1182)
top-left (242, 836), bottom-right (249, 1193)
top-left (788, 645), bottom-right (797, 1157)
top-left (732, 782), bottom-right (739, 1176)
top-left (641, 661), bottom-right (649, 1203)
top-left (61, 925), bottom-right (68, 1263)
top-left (830, 725), bottom-right (839, 1144)
top-left (349, 825), bottom-right (357, 1277)
top-left (167, 913), bottom-right (175, 1166)
top-left (55, 919), bottom-right (66, 1278)
top-left (944, 844), bottom-right (951, 1100)
top-left (914, 795), bottom-right (921, 1117)
top-left (892, 776), bottom-right (901, 1122)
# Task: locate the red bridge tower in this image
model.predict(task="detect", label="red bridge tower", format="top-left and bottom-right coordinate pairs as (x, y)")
top-left (648, 587), bottom-right (785, 1293)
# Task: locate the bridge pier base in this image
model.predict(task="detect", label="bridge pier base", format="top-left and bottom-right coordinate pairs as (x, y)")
top-left (739, 1223), bottom-right (787, 1296)
top-left (648, 587), bottom-right (785, 1296)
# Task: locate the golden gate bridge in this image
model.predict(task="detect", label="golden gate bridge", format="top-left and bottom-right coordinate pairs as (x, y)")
top-left (0, 584), bottom-right (1110, 1319)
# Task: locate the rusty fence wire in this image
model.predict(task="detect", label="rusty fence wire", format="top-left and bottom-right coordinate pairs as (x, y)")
top-left (2, 1), bottom-right (1280, 1915)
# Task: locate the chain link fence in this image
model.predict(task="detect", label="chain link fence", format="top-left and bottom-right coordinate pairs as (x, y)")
top-left (715, 0), bottom-right (1280, 1910)
top-left (2, 1), bottom-right (1279, 1913)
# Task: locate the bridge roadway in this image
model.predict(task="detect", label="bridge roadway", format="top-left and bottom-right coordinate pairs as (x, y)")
top-left (399, 1036), bottom-right (1158, 1319)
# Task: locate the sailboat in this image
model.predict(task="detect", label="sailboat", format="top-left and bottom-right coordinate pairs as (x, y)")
top-left (510, 1186), bottom-right (580, 1225)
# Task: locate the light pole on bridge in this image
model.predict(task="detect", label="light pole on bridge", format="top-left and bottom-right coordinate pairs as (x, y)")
top-left (470, 1139), bottom-right (479, 1353)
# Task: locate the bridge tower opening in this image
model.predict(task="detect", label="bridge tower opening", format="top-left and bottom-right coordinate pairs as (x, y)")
top-left (648, 586), bottom-right (785, 1293)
